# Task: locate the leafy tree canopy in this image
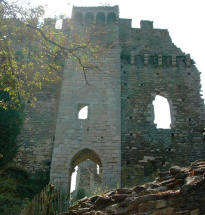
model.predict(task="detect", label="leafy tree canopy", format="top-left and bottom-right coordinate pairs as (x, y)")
top-left (0, 0), bottom-right (98, 109)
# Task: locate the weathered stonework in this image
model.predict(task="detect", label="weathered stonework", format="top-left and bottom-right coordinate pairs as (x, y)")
top-left (16, 84), bottom-right (61, 173)
top-left (16, 5), bottom-right (205, 191)
top-left (120, 19), bottom-right (205, 186)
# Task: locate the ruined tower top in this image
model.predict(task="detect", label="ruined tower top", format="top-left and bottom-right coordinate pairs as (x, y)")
top-left (71, 5), bottom-right (119, 25)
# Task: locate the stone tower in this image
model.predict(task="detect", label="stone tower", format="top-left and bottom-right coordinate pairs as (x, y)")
top-left (50, 6), bottom-right (121, 192)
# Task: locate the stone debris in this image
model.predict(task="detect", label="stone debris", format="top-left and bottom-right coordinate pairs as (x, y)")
top-left (61, 160), bottom-right (205, 215)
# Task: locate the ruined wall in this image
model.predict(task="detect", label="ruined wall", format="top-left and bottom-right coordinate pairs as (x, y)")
top-left (120, 20), bottom-right (205, 186)
top-left (15, 6), bottom-right (205, 191)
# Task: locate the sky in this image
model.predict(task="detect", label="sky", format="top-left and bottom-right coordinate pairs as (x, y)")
top-left (27, 0), bottom-right (205, 191)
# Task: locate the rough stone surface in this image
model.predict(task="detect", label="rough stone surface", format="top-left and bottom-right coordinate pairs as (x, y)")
top-left (15, 5), bottom-right (205, 191)
top-left (61, 161), bottom-right (205, 215)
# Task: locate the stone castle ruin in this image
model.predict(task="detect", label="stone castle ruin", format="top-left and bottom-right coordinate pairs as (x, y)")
top-left (16, 6), bottom-right (205, 194)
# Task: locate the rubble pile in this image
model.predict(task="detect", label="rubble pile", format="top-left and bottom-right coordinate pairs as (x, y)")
top-left (62, 160), bottom-right (205, 215)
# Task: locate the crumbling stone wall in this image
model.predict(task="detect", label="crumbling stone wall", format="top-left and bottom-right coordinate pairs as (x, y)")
top-left (120, 19), bottom-right (205, 186)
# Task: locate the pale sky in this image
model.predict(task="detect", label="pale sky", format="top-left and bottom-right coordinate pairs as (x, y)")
top-left (26, 0), bottom-right (205, 192)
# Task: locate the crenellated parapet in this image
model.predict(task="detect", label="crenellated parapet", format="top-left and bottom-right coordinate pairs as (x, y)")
top-left (71, 6), bottom-right (119, 26)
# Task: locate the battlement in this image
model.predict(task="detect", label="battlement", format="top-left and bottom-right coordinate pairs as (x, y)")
top-left (71, 6), bottom-right (119, 25)
top-left (140, 20), bottom-right (153, 31)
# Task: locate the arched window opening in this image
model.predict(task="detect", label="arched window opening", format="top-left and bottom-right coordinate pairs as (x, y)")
top-left (152, 95), bottom-right (171, 129)
top-left (78, 105), bottom-right (88, 119)
top-left (96, 12), bottom-right (105, 26)
top-left (70, 149), bottom-right (102, 201)
top-left (85, 12), bottom-right (94, 25)
top-left (107, 12), bottom-right (117, 24)
top-left (75, 12), bottom-right (83, 25)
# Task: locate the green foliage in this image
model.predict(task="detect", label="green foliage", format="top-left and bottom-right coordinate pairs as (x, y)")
top-left (76, 188), bottom-right (86, 201)
top-left (0, 166), bottom-right (49, 214)
top-left (21, 184), bottom-right (69, 215)
top-left (0, 96), bottom-right (24, 168)
top-left (0, 0), bottom-right (100, 107)
top-left (0, 1), bottom-right (65, 108)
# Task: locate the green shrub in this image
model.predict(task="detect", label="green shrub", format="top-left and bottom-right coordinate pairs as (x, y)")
top-left (0, 97), bottom-right (24, 168)
top-left (76, 188), bottom-right (86, 201)
top-left (0, 166), bottom-right (49, 214)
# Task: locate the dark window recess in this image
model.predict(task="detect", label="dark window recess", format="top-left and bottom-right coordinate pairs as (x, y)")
top-left (129, 133), bottom-right (133, 136)
top-left (101, 136), bottom-right (104, 139)
top-left (129, 116), bottom-right (133, 119)
top-left (148, 56), bottom-right (154, 64)
top-left (135, 55), bottom-right (144, 65)
top-left (124, 83), bottom-right (127, 86)
top-left (107, 12), bottom-right (116, 24)
top-left (188, 118), bottom-right (192, 122)
top-left (153, 55), bottom-right (158, 65)
top-left (85, 12), bottom-right (94, 25)
top-left (161, 160), bottom-right (165, 165)
top-left (171, 133), bottom-right (174, 137)
top-left (139, 83), bottom-right (145, 86)
top-left (163, 56), bottom-right (172, 65)
top-left (75, 12), bottom-right (83, 25)
top-left (127, 160), bottom-right (130, 165)
top-left (121, 51), bottom-right (130, 63)
top-left (96, 12), bottom-right (105, 26)
top-left (187, 72), bottom-right (191, 75)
